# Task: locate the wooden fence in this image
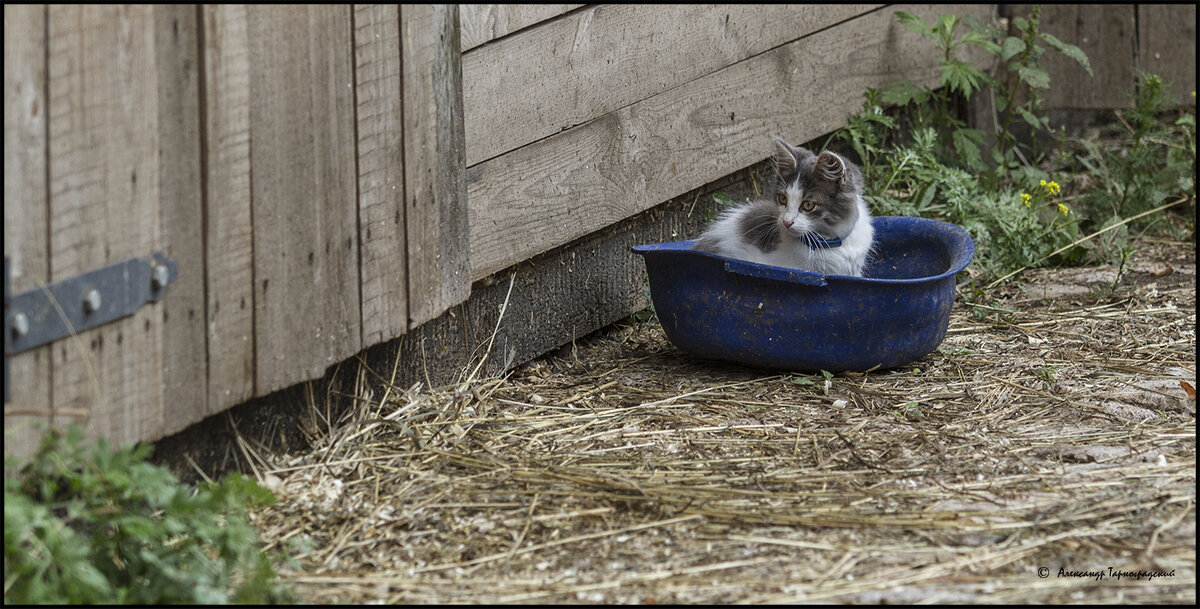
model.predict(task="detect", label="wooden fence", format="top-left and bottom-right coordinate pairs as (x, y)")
top-left (1010, 4), bottom-right (1195, 109)
top-left (4, 4), bottom-right (1194, 458)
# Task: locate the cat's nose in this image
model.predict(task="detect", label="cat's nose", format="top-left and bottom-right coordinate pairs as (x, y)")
top-left (782, 218), bottom-right (794, 228)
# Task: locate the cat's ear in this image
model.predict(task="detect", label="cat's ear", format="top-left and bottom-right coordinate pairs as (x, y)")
top-left (814, 151), bottom-right (847, 185)
top-left (771, 136), bottom-right (800, 174)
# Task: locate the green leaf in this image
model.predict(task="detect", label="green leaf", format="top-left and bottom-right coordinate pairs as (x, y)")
top-left (1017, 106), bottom-right (1043, 129)
top-left (941, 61), bottom-right (988, 97)
top-left (881, 80), bottom-right (929, 107)
top-left (895, 11), bottom-right (933, 37)
top-left (1000, 36), bottom-right (1026, 62)
top-left (952, 128), bottom-right (986, 171)
top-left (1039, 32), bottom-right (1093, 76)
top-left (961, 34), bottom-right (1001, 56)
top-left (1017, 65), bottom-right (1051, 89)
top-left (711, 192), bottom-right (733, 207)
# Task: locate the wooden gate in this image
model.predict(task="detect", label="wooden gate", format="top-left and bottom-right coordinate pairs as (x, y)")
top-left (4, 5), bottom-right (468, 457)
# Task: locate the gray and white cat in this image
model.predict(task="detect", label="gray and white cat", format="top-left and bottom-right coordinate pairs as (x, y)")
top-left (694, 137), bottom-right (874, 277)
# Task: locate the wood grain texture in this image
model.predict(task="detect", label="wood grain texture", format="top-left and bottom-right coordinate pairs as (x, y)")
top-left (3, 4), bottom-right (50, 458)
top-left (153, 4), bottom-right (207, 436)
top-left (461, 4), bottom-right (880, 166)
top-left (248, 5), bottom-right (361, 395)
top-left (201, 4), bottom-right (256, 414)
top-left (1137, 4), bottom-right (1196, 104)
top-left (466, 4), bottom-right (991, 281)
top-left (402, 4), bottom-right (470, 329)
top-left (46, 5), bottom-right (164, 445)
top-left (353, 4), bottom-right (408, 347)
top-left (458, 4), bottom-right (581, 51)
top-left (1015, 4), bottom-right (1135, 109)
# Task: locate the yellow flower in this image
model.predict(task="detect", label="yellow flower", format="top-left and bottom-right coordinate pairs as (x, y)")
top-left (1021, 192), bottom-right (1032, 207)
top-left (1040, 179), bottom-right (1061, 196)
top-left (1057, 203), bottom-right (1070, 217)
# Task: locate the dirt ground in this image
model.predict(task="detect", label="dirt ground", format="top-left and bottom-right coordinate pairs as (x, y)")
top-left (246, 236), bottom-right (1195, 604)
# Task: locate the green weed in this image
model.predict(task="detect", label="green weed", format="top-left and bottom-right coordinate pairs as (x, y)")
top-left (4, 426), bottom-right (294, 605)
top-left (836, 6), bottom-right (1194, 284)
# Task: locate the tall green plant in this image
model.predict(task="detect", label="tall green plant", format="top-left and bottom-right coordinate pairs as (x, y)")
top-left (881, 7), bottom-right (1092, 177)
top-left (836, 7), bottom-right (1093, 280)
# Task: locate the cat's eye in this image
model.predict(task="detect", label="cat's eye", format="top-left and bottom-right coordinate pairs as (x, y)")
top-left (801, 200), bottom-right (816, 212)
top-left (774, 192), bottom-right (787, 206)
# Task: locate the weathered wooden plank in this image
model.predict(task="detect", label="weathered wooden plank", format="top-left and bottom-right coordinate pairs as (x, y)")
top-left (1137, 4), bottom-right (1196, 104)
top-left (46, 5), bottom-right (164, 445)
top-left (201, 4), bottom-right (256, 414)
top-left (462, 4), bottom-right (880, 166)
top-left (3, 4), bottom-right (51, 458)
top-left (353, 4), bottom-right (408, 347)
top-left (248, 5), bottom-right (361, 395)
top-left (1015, 4), bottom-right (1135, 109)
top-left (459, 4), bottom-right (581, 51)
top-left (401, 4), bottom-right (470, 328)
top-left (466, 4), bottom-right (990, 281)
top-left (153, 4), bottom-right (207, 436)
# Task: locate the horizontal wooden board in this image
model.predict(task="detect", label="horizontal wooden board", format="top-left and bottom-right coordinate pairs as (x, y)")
top-left (466, 4), bottom-right (992, 281)
top-left (461, 4), bottom-right (880, 166)
top-left (459, 4), bottom-right (581, 51)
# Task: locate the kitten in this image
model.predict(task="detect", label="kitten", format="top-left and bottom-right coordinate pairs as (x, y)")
top-left (694, 137), bottom-right (874, 277)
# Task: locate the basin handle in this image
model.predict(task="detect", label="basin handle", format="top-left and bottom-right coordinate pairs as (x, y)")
top-left (723, 258), bottom-right (828, 288)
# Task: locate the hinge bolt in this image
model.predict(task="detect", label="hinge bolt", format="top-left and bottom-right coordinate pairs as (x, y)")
top-left (83, 289), bottom-right (102, 314)
top-left (151, 264), bottom-right (170, 290)
top-left (11, 312), bottom-right (29, 338)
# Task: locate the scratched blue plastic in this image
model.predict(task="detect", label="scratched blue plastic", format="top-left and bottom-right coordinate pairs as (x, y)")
top-left (632, 216), bottom-right (975, 372)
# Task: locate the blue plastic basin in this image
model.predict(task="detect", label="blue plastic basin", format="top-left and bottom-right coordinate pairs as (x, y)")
top-left (632, 216), bottom-right (975, 372)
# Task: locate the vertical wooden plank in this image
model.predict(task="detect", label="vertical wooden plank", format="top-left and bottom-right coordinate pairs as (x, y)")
top-left (248, 5), bottom-right (360, 394)
top-left (353, 4), bottom-right (408, 347)
top-left (201, 4), bottom-right (255, 414)
top-left (153, 4), bottom-right (207, 434)
top-left (46, 5), bottom-right (164, 446)
top-left (3, 5), bottom-right (50, 458)
top-left (401, 4), bottom-right (469, 329)
top-left (1137, 4), bottom-right (1196, 104)
top-left (1016, 4), bottom-right (1136, 109)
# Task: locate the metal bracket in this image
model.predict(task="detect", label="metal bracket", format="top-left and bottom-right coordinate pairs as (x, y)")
top-left (4, 253), bottom-right (177, 402)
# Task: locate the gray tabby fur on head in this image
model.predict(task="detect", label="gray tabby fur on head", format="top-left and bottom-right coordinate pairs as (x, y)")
top-left (696, 138), bottom-right (863, 255)
top-left (769, 136), bottom-right (863, 242)
top-left (692, 136), bottom-right (875, 276)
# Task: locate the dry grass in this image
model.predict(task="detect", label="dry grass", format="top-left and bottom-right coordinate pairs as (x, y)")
top-left (244, 238), bottom-right (1195, 604)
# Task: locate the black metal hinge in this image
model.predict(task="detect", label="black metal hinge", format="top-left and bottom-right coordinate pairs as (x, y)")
top-left (4, 253), bottom-right (177, 403)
